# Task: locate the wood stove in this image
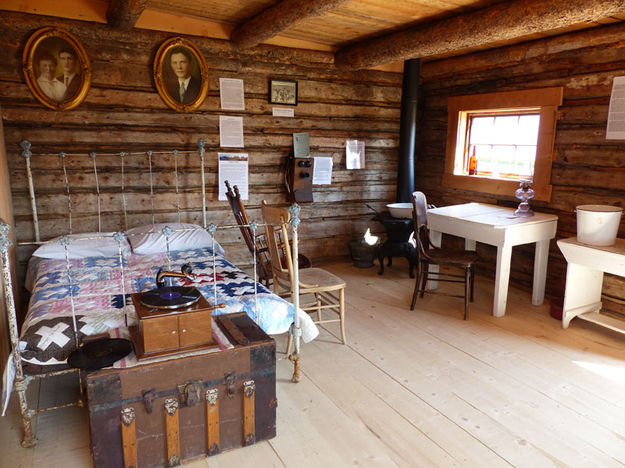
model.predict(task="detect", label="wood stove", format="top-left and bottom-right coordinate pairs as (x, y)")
top-left (374, 212), bottom-right (417, 278)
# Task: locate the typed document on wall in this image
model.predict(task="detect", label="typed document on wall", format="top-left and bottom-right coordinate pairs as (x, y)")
top-left (218, 153), bottom-right (248, 200)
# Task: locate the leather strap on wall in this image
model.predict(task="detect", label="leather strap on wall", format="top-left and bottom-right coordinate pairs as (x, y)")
top-left (164, 398), bottom-right (181, 467)
top-left (243, 380), bottom-right (255, 446)
top-left (120, 407), bottom-right (137, 468)
top-left (205, 388), bottom-right (220, 455)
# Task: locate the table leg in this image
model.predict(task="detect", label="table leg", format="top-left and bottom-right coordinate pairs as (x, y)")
top-left (532, 239), bottom-right (550, 306)
top-left (428, 230), bottom-right (442, 289)
top-left (493, 244), bottom-right (512, 317)
top-left (465, 239), bottom-right (476, 251)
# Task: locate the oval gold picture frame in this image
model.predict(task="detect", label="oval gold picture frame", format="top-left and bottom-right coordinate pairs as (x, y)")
top-left (22, 27), bottom-right (91, 111)
top-left (154, 37), bottom-right (209, 113)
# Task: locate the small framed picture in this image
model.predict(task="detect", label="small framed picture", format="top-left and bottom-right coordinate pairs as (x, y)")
top-left (22, 27), bottom-right (92, 111)
top-left (269, 79), bottom-right (298, 106)
top-left (153, 37), bottom-right (209, 113)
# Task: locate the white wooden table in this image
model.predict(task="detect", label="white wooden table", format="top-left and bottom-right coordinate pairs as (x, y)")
top-left (558, 237), bottom-right (625, 335)
top-left (427, 202), bottom-right (558, 317)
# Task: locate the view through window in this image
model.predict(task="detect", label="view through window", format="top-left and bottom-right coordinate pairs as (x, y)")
top-left (464, 112), bottom-right (540, 180)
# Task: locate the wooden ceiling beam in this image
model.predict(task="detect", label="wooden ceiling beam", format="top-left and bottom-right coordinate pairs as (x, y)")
top-left (107, 0), bottom-right (149, 30)
top-left (335, 0), bottom-right (625, 69)
top-left (230, 0), bottom-right (349, 49)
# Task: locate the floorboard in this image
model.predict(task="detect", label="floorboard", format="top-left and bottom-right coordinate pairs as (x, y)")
top-left (2, 259), bottom-right (625, 467)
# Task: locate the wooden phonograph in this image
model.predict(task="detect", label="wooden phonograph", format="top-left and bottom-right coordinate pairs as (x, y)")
top-left (130, 264), bottom-right (224, 360)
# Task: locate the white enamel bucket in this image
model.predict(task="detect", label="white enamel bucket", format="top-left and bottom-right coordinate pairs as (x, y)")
top-left (576, 205), bottom-right (622, 246)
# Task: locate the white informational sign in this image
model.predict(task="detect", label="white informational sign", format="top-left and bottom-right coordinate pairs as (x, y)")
top-left (346, 139), bottom-right (365, 169)
top-left (313, 156), bottom-right (333, 185)
top-left (219, 78), bottom-right (245, 110)
top-left (218, 153), bottom-right (248, 200)
top-left (607, 76), bottom-right (625, 140)
top-left (219, 115), bottom-right (244, 147)
top-left (272, 107), bottom-right (295, 117)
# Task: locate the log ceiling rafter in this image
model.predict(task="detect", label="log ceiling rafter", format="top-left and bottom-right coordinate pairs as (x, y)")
top-left (107, 0), bottom-right (150, 30)
top-left (230, 0), bottom-right (350, 49)
top-left (334, 0), bottom-right (625, 69)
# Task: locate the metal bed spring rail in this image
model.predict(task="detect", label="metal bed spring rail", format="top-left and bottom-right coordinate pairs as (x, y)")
top-left (2, 140), bottom-right (304, 448)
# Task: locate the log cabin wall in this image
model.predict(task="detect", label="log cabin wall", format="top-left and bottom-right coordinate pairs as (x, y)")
top-left (0, 12), bottom-right (402, 290)
top-left (418, 21), bottom-right (625, 308)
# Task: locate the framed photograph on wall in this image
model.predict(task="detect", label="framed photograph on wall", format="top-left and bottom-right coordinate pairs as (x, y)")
top-left (269, 79), bottom-right (298, 106)
top-left (154, 37), bottom-right (209, 113)
top-left (22, 27), bottom-right (92, 111)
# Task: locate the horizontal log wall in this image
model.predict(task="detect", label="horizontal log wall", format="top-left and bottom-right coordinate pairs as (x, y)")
top-left (418, 21), bottom-right (625, 311)
top-left (0, 12), bottom-right (402, 286)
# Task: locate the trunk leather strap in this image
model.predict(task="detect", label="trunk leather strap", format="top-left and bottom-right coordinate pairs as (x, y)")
top-left (120, 407), bottom-right (137, 468)
top-left (205, 388), bottom-right (220, 455)
top-left (243, 380), bottom-right (255, 445)
top-left (164, 398), bottom-right (181, 467)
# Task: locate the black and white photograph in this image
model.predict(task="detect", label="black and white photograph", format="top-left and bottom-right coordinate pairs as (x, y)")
top-left (269, 79), bottom-right (297, 105)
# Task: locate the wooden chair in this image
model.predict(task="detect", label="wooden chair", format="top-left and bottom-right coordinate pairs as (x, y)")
top-left (224, 181), bottom-right (312, 286)
top-left (410, 191), bottom-right (477, 320)
top-left (261, 201), bottom-right (346, 345)
top-left (224, 181), bottom-right (273, 285)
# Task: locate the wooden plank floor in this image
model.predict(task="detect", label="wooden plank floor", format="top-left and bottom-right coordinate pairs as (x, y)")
top-left (2, 259), bottom-right (625, 467)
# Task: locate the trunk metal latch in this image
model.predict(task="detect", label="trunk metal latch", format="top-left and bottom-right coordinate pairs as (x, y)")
top-left (177, 380), bottom-right (203, 407)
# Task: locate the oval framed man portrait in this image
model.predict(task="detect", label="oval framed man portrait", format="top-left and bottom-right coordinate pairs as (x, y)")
top-left (22, 27), bottom-right (91, 111)
top-left (154, 37), bottom-right (209, 113)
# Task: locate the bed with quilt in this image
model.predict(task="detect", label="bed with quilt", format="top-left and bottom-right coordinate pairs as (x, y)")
top-left (19, 222), bottom-right (318, 367)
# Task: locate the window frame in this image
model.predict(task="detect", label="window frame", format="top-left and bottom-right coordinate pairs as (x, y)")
top-left (443, 87), bottom-right (563, 202)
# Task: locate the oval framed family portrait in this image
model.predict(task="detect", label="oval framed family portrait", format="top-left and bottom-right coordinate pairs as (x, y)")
top-left (22, 27), bottom-right (91, 111)
top-left (154, 37), bottom-right (209, 113)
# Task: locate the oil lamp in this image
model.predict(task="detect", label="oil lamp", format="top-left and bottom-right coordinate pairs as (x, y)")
top-left (514, 180), bottom-right (535, 217)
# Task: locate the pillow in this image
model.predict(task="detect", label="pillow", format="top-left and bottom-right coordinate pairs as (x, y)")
top-left (32, 232), bottom-right (131, 259)
top-left (125, 223), bottom-right (225, 256)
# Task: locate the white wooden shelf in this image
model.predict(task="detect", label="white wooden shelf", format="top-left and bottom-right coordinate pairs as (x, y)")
top-left (576, 312), bottom-right (625, 336)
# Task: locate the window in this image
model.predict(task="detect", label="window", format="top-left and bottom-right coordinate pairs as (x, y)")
top-left (444, 87), bottom-right (562, 201)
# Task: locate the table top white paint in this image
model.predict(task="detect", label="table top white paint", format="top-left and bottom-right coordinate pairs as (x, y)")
top-left (428, 202), bottom-right (558, 229)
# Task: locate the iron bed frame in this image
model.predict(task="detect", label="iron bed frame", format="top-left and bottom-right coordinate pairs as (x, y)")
top-left (0, 139), bottom-right (304, 448)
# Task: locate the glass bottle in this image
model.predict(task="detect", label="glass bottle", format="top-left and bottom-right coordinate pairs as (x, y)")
top-left (468, 147), bottom-right (477, 175)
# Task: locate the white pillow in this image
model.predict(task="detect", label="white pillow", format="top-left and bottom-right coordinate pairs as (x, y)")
top-left (125, 223), bottom-right (224, 256)
top-left (32, 232), bottom-right (131, 259)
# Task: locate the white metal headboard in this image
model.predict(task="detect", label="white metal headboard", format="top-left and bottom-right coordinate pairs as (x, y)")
top-left (20, 139), bottom-right (210, 242)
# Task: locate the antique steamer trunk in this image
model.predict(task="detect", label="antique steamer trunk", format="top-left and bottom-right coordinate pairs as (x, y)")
top-left (86, 313), bottom-right (276, 467)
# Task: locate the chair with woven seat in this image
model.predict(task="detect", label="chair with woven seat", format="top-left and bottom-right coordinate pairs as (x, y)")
top-left (261, 200), bottom-right (346, 345)
top-left (410, 191), bottom-right (477, 320)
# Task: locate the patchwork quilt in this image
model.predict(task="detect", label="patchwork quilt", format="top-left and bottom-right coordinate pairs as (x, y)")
top-left (21, 247), bottom-right (317, 365)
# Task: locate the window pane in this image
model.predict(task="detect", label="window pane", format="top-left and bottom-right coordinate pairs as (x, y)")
top-left (469, 116), bottom-right (493, 144)
top-left (491, 116), bottom-right (519, 145)
top-left (517, 115), bottom-right (540, 145)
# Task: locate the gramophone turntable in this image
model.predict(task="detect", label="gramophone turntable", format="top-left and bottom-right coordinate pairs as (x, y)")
top-left (130, 264), bottom-right (224, 360)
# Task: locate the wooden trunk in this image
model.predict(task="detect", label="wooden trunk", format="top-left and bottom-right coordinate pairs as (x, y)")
top-left (86, 313), bottom-right (276, 468)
